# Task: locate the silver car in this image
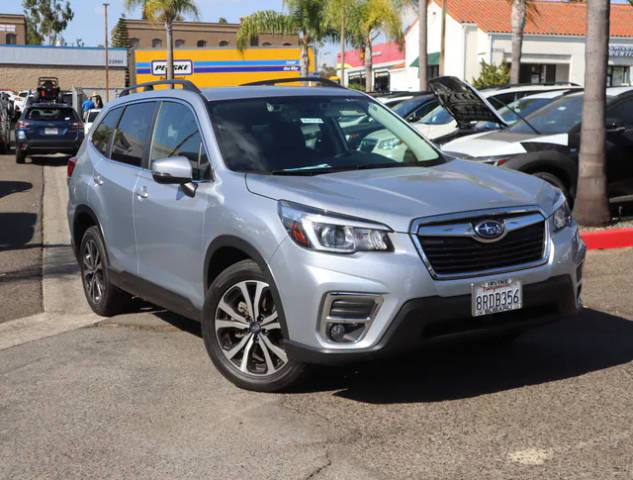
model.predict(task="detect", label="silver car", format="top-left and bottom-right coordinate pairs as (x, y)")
top-left (67, 79), bottom-right (586, 392)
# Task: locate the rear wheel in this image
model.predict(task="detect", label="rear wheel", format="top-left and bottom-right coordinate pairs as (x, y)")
top-left (202, 259), bottom-right (305, 392)
top-left (79, 226), bottom-right (130, 316)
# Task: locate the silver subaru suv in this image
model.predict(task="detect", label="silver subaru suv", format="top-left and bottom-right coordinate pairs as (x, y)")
top-left (68, 78), bottom-right (586, 391)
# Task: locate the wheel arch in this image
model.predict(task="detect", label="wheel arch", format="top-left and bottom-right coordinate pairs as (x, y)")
top-left (505, 152), bottom-right (578, 196)
top-left (72, 205), bottom-right (106, 260)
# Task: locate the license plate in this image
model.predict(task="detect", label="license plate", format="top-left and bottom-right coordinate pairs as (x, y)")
top-left (471, 278), bottom-right (522, 317)
top-left (44, 128), bottom-right (58, 135)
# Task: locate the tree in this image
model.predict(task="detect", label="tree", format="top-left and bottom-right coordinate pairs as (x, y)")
top-left (324, 0), bottom-right (359, 86)
top-left (417, 0), bottom-right (428, 90)
top-left (573, 0), bottom-right (611, 226)
top-left (112, 15), bottom-right (130, 48)
top-left (22, 0), bottom-right (74, 45)
top-left (349, 0), bottom-right (403, 92)
top-left (218, 17), bottom-right (228, 23)
top-left (508, 0), bottom-right (538, 84)
top-left (471, 59), bottom-right (510, 88)
top-left (125, 0), bottom-right (200, 80)
top-left (236, 0), bottom-right (330, 77)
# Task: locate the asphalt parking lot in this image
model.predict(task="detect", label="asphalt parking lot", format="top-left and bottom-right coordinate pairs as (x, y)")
top-left (1, 154), bottom-right (632, 479)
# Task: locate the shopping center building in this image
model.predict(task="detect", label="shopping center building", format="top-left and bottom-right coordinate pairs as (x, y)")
top-left (339, 0), bottom-right (633, 91)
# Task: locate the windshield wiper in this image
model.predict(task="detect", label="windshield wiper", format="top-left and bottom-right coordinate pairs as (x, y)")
top-left (356, 161), bottom-right (428, 170)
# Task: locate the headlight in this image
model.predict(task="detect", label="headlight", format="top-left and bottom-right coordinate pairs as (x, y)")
top-left (278, 201), bottom-right (392, 253)
top-left (551, 193), bottom-right (572, 231)
top-left (479, 155), bottom-right (512, 166)
top-left (378, 137), bottom-right (403, 150)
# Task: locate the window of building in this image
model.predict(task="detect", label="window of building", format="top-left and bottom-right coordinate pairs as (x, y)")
top-left (519, 64), bottom-right (556, 84)
top-left (175, 39), bottom-right (185, 47)
top-left (129, 38), bottom-right (140, 48)
top-left (219, 40), bottom-right (229, 47)
top-left (92, 108), bottom-right (122, 157)
top-left (111, 102), bottom-right (157, 167)
top-left (197, 40), bottom-right (206, 47)
top-left (152, 38), bottom-right (162, 48)
top-left (150, 102), bottom-right (210, 180)
top-left (5, 33), bottom-right (16, 44)
top-left (607, 66), bottom-right (631, 87)
top-left (262, 42), bottom-right (271, 47)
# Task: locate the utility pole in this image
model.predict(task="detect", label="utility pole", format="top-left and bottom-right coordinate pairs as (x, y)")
top-left (440, 0), bottom-right (447, 76)
top-left (104, 2), bottom-right (110, 103)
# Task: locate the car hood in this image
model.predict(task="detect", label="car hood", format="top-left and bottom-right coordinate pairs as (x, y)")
top-left (442, 130), bottom-right (569, 157)
top-left (429, 76), bottom-right (507, 127)
top-left (245, 159), bottom-right (558, 233)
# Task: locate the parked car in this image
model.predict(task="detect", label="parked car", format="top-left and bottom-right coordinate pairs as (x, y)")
top-left (415, 79), bottom-right (581, 143)
top-left (391, 93), bottom-right (439, 123)
top-left (441, 85), bottom-right (633, 210)
top-left (15, 103), bottom-right (84, 163)
top-left (68, 78), bottom-right (585, 392)
top-left (0, 93), bottom-right (12, 153)
top-left (83, 108), bottom-right (101, 135)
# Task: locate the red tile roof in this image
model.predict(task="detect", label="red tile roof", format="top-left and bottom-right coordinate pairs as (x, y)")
top-left (430, 0), bottom-right (633, 37)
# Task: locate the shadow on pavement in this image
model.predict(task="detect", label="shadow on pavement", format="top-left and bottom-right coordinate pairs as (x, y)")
top-left (307, 308), bottom-right (633, 403)
top-left (0, 181), bottom-right (32, 199)
top-left (0, 212), bottom-right (37, 250)
top-left (28, 155), bottom-right (69, 167)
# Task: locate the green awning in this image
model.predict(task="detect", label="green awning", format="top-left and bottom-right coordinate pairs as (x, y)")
top-left (411, 52), bottom-right (440, 67)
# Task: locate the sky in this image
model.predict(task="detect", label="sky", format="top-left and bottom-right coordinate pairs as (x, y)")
top-left (3, 0), bottom-right (341, 65)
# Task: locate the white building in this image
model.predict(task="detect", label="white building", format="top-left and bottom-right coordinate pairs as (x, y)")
top-left (342, 0), bottom-right (633, 91)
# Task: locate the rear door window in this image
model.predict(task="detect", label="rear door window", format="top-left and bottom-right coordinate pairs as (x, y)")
top-left (149, 101), bottom-right (210, 180)
top-left (111, 102), bottom-right (157, 167)
top-left (91, 108), bottom-right (122, 156)
top-left (26, 107), bottom-right (77, 121)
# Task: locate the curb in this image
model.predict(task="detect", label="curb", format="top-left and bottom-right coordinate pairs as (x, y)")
top-left (580, 227), bottom-right (633, 250)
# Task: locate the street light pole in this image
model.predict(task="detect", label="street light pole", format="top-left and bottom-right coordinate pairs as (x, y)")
top-left (104, 2), bottom-right (110, 103)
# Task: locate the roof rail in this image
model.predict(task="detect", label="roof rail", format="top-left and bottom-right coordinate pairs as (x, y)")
top-left (481, 81), bottom-right (581, 91)
top-left (118, 79), bottom-right (202, 98)
top-left (240, 77), bottom-right (345, 88)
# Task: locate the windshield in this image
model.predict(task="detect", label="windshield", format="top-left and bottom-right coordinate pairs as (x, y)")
top-left (418, 105), bottom-right (454, 125)
top-left (509, 95), bottom-right (583, 134)
top-left (209, 96), bottom-right (443, 174)
top-left (393, 96), bottom-right (424, 116)
top-left (26, 107), bottom-right (77, 121)
top-left (475, 96), bottom-right (557, 129)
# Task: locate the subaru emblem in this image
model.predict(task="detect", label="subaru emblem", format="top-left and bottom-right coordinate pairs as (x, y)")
top-left (474, 219), bottom-right (505, 240)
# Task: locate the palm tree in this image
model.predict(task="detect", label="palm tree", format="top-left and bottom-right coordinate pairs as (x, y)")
top-left (508, 0), bottom-right (537, 84)
top-left (573, 0), bottom-right (611, 226)
top-left (125, 0), bottom-right (199, 81)
top-left (351, 0), bottom-right (403, 92)
top-left (236, 0), bottom-right (329, 77)
top-left (417, 0), bottom-right (428, 90)
top-left (324, 0), bottom-right (359, 86)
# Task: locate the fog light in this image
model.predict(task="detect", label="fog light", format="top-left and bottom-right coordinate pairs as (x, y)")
top-left (328, 324), bottom-right (346, 342)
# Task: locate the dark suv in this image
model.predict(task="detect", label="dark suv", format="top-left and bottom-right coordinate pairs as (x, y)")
top-left (15, 103), bottom-right (84, 163)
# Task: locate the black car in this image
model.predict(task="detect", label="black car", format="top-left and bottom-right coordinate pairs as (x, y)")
top-left (440, 84), bottom-right (633, 213)
top-left (15, 103), bottom-right (84, 164)
top-left (391, 94), bottom-right (439, 123)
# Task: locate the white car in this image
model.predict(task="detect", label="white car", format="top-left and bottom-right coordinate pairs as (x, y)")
top-left (83, 108), bottom-right (101, 135)
top-left (415, 81), bottom-right (581, 142)
top-left (13, 90), bottom-right (29, 115)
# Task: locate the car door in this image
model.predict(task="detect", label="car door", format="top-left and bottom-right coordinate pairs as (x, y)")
top-left (91, 101), bottom-right (157, 274)
top-left (605, 98), bottom-right (633, 201)
top-left (134, 100), bottom-right (211, 308)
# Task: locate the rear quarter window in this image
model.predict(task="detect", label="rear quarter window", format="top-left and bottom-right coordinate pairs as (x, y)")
top-left (91, 108), bottom-right (122, 156)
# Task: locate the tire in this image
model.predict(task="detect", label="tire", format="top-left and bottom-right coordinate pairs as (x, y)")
top-left (15, 149), bottom-right (25, 164)
top-left (79, 225), bottom-right (130, 316)
top-left (202, 259), bottom-right (305, 392)
top-left (532, 171), bottom-right (572, 204)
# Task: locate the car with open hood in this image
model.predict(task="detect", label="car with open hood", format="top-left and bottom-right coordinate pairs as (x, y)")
top-left (67, 77), bottom-right (585, 392)
top-left (415, 77), bottom-right (581, 144)
top-left (441, 86), bottom-right (633, 212)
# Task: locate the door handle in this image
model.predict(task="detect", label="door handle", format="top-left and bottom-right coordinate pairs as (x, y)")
top-left (93, 174), bottom-right (104, 185)
top-left (135, 186), bottom-right (149, 199)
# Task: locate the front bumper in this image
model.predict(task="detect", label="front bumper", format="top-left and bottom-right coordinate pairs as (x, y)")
top-left (269, 221), bottom-right (585, 364)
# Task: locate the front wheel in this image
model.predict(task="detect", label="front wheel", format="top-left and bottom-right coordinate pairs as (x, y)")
top-left (202, 259), bottom-right (305, 392)
top-left (15, 150), bottom-right (25, 164)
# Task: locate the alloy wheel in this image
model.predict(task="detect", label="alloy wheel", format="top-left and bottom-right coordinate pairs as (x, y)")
top-left (82, 238), bottom-right (105, 305)
top-left (214, 280), bottom-right (287, 376)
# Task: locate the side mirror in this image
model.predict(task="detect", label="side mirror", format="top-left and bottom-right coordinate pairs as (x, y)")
top-left (151, 156), bottom-right (197, 197)
top-left (606, 118), bottom-right (625, 134)
top-left (152, 156), bottom-right (193, 184)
